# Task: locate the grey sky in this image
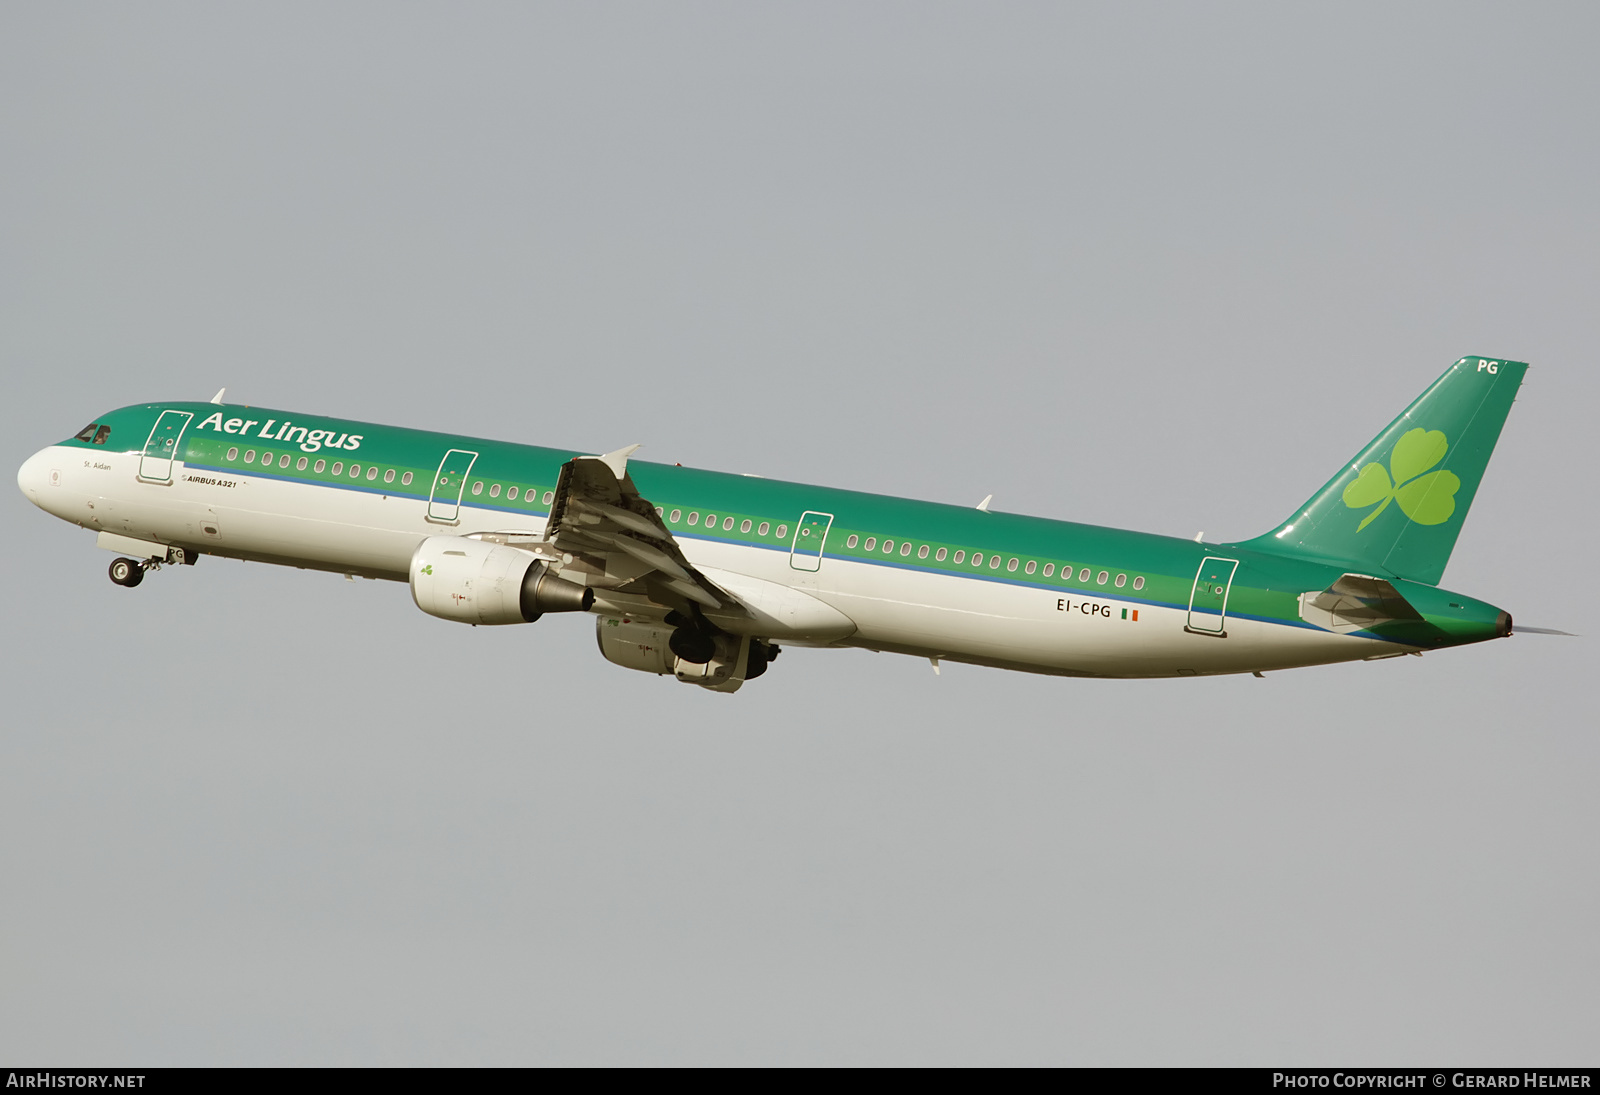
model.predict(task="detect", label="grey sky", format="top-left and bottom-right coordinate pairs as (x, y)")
top-left (2, 2), bottom-right (1596, 1065)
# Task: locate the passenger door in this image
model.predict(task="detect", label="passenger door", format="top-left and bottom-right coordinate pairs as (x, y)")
top-left (789, 511), bottom-right (833, 572)
top-left (1186, 556), bottom-right (1239, 636)
top-left (137, 410), bottom-right (194, 484)
top-left (427, 448), bottom-right (479, 522)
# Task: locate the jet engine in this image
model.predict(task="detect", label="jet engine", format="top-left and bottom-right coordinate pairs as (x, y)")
top-left (410, 535), bottom-right (593, 625)
top-left (596, 616), bottom-right (779, 693)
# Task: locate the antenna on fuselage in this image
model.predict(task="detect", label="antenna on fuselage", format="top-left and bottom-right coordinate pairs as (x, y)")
top-left (976, 495), bottom-right (992, 512)
top-left (210, 388), bottom-right (227, 404)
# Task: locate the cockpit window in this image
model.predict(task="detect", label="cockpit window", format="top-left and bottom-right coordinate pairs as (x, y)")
top-left (92, 425), bottom-right (110, 445)
top-left (74, 423), bottom-right (99, 442)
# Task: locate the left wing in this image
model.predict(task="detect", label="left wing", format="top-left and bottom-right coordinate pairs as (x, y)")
top-left (490, 445), bottom-right (747, 622)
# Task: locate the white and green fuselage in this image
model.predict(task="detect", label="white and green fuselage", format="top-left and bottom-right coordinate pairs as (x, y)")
top-left (17, 357), bottom-right (1526, 687)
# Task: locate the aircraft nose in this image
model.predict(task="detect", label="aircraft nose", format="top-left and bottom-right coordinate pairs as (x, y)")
top-left (17, 448), bottom-right (55, 507)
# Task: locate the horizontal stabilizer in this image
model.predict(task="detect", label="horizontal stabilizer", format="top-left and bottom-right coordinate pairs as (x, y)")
top-left (1299, 573), bottom-right (1423, 634)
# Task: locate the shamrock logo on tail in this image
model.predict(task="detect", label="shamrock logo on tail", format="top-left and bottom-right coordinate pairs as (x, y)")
top-left (1342, 428), bottom-right (1461, 531)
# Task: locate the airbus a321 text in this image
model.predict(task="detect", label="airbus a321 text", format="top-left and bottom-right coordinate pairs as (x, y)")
top-left (18, 356), bottom-right (1557, 692)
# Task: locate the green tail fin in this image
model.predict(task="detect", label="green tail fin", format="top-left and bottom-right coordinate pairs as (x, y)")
top-left (1243, 355), bottom-right (1528, 585)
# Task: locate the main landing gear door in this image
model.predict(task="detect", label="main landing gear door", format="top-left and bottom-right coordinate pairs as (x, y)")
top-left (1186, 556), bottom-right (1239, 637)
top-left (137, 410), bottom-right (194, 484)
top-left (789, 511), bottom-right (833, 572)
top-left (427, 448), bottom-right (479, 523)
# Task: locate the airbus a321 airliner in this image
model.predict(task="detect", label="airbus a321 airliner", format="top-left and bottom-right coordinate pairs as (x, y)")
top-left (17, 356), bottom-right (1541, 692)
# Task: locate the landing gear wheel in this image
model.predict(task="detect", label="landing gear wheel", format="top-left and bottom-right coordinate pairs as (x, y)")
top-left (108, 557), bottom-right (144, 587)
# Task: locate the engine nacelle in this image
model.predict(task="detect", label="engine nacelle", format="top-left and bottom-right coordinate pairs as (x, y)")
top-left (410, 535), bottom-right (593, 625)
top-left (596, 618), bottom-right (677, 674)
top-left (596, 617), bottom-right (779, 693)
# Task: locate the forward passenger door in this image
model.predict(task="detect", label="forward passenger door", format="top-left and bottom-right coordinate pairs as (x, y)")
top-left (137, 410), bottom-right (193, 484)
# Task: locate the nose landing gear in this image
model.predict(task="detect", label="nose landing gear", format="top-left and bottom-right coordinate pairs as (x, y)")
top-left (108, 557), bottom-right (145, 588)
top-left (103, 543), bottom-right (197, 588)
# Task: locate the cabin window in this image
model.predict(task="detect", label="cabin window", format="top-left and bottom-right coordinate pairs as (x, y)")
top-left (404, 472), bottom-right (414, 486)
top-left (864, 537), bottom-right (876, 551)
top-left (776, 524), bottom-right (788, 539)
top-left (1079, 567), bottom-right (1091, 582)
top-left (882, 540), bottom-right (894, 553)
top-left (543, 491), bottom-right (554, 504)
top-left (656, 506), bottom-right (664, 516)
top-left (1132, 576), bottom-right (1145, 591)
top-left (1025, 560), bottom-right (1036, 575)
top-left (280, 454), bottom-right (291, 468)
top-left (488, 482), bottom-right (499, 497)
top-left (704, 514), bottom-right (716, 528)
top-left (740, 519), bottom-right (751, 533)
top-left (670, 509), bottom-right (682, 523)
top-left (688, 512), bottom-right (699, 525)
top-left (471, 480), bottom-right (482, 494)
top-left (1043, 563), bottom-right (1055, 577)
top-left (953, 550), bottom-right (965, 563)
top-left (227, 448), bottom-right (239, 461)
top-left (917, 545), bottom-right (929, 559)
top-left (1115, 573), bottom-right (1126, 587)
top-left (331, 461), bottom-right (343, 476)
top-left (723, 517), bottom-right (734, 531)
top-left (935, 547), bottom-right (947, 561)
top-left (297, 457), bottom-right (308, 471)
top-left (971, 553), bottom-right (983, 566)
top-left (1097, 570), bottom-right (1108, 585)
top-left (758, 522), bottom-right (770, 536)
top-left (367, 466), bottom-right (379, 481)
top-left (901, 542), bottom-right (912, 557)
top-left (847, 535), bottom-right (859, 548)
top-left (1007, 558), bottom-right (1018, 572)
top-left (990, 556), bottom-right (1002, 570)
top-left (349, 464), bottom-right (361, 477)
top-left (314, 459), bottom-right (325, 473)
